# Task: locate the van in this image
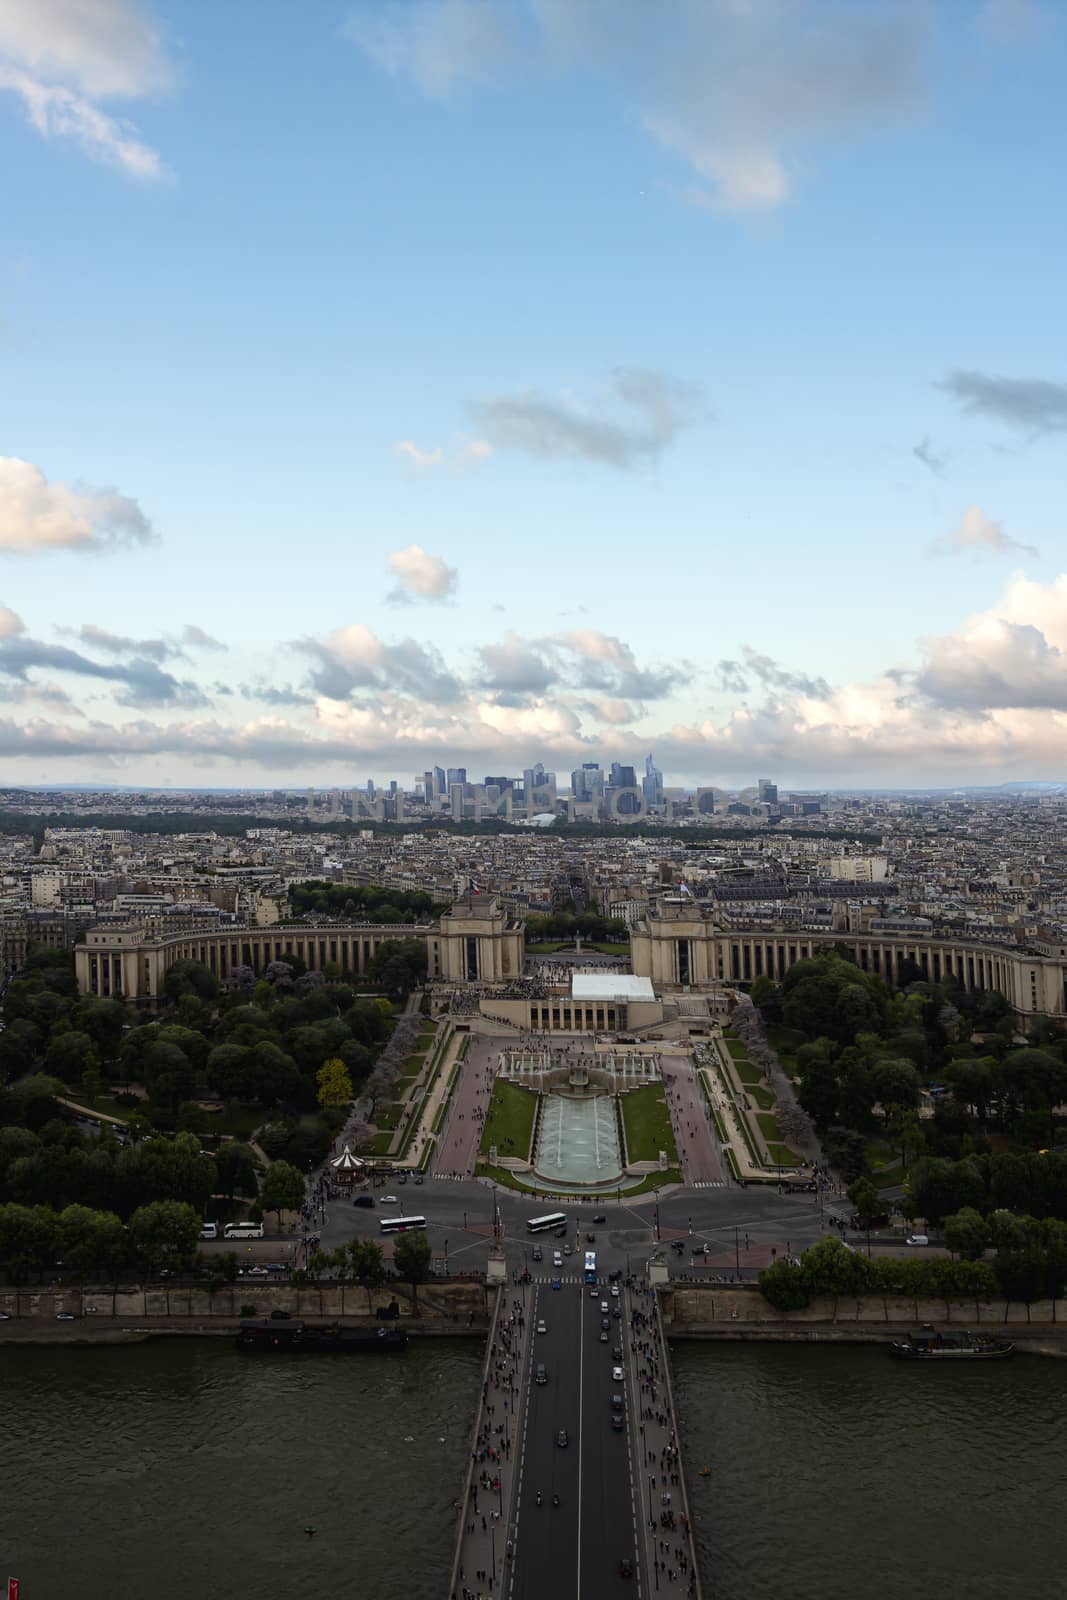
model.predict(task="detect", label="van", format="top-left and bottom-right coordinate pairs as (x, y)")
top-left (199, 1223), bottom-right (218, 1241)
top-left (534, 1363), bottom-right (548, 1385)
top-left (353, 1194), bottom-right (375, 1208)
top-left (224, 1223), bottom-right (264, 1240)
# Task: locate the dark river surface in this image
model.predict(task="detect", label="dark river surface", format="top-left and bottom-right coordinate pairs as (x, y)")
top-left (2, 1337), bottom-right (1064, 1599)
top-left (671, 1341), bottom-right (1067, 1600)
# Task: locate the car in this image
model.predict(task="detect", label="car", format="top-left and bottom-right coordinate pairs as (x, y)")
top-left (242, 1266), bottom-right (270, 1278)
top-left (600, 1300), bottom-right (609, 1313)
top-left (612, 1365), bottom-right (624, 1381)
top-left (556, 1429), bottom-right (569, 1448)
top-left (619, 1557), bottom-right (634, 1579)
top-left (612, 1345), bottom-right (622, 1361)
top-left (608, 1269), bottom-right (622, 1282)
top-left (612, 1306), bottom-right (621, 1319)
top-left (0, 1311), bottom-right (10, 1321)
top-left (414, 1175), bottom-right (424, 1186)
top-left (266, 1263), bottom-right (287, 1275)
top-left (611, 1414), bottom-right (625, 1431)
top-left (353, 1194), bottom-right (375, 1208)
top-left (589, 1285), bottom-right (600, 1297)
top-left (563, 1245), bottom-right (573, 1256)
top-left (594, 1214), bottom-right (607, 1224)
top-left (55, 1311), bottom-right (75, 1321)
top-left (610, 1285), bottom-right (620, 1298)
top-left (551, 1278), bottom-right (561, 1291)
top-left (397, 1174), bottom-right (408, 1185)
top-left (531, 1246), bottom-right (543, 1262)
top-left (610, 1393), bottom-right (624, 1411)
top-left (536, 1319), bottom-right (547, 1335)
top-left (906, 1234), bottom-right (930, 1247)
top-left (554, 1226), bottom-right (567, 1238)
top-left (382, 1195), bottom-right (398, 1204)
top-left (586, 1232), bottom-right (596, 1243)
top-left (552, 1252), bottom-right (563, 1267)
top-left (601, 1317), bottom-right (610, 1330)
top-left (599, 1330), bottom-right (608, 1342)
top-left (672, 1241), bottom-right (685, 1255)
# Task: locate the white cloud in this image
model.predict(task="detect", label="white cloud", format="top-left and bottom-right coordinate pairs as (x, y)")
top-left (341, 0), bottom-right (516, 97)
top-left (386, 543), bottom-right (459, 602)
top-left (351, 0), bottom-right (929, 212)
top-left (0, 457), bottom-right (156, 553)
top-left (0, 605), bottom-right (25, 638)
top-left (932, 504), bottom-right (1039, 560)
top-left (0, 0), bottom-right (168, 177)
top-left (393, 436), bottom-right (490, 471)
top-left (472, 368), bottom-right (701, 468)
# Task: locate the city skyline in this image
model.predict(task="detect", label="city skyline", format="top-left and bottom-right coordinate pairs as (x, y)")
top-left (2, 2), bottom-right (1067, 787)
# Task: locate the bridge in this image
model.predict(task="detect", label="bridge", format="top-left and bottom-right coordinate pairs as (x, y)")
top-left (449, 1245), bottom-right (701, 1600)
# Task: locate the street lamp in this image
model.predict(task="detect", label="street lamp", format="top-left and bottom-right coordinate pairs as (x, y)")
top-left (491, 1525), bottom-right (497, 1585)
top-left (734, 1226), bottom-right (741, 1280)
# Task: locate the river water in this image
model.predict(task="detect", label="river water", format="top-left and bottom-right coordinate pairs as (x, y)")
top-left (2, 1338), bottom-right (1063, 1599)
top-left (0, 1339), bottom-right (483, 1600)
top-left (671, 1341), bottom-right (1067, 1600)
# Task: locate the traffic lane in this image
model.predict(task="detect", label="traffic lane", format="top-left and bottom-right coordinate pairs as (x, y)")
top-left (581, 1286), bottom-right (637, 1596)
top-left (512, 1285), bottom-right (582, 1600)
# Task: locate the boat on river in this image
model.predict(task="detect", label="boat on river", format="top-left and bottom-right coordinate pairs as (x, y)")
top-left (889, 1328), bottom-right (1014, 1361)
top-left (236, 1316), bottom-right (407, 1353)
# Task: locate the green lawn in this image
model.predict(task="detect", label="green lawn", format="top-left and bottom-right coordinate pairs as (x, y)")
top-left (731, 1059), bottom-right (761, 1087)
top-left (748, 1084), bottom-right (775, 1110)
top-left (361, 1130), bottom-right (395, 1155)
top-left (620, 1084), bottom-right (677, 1164)
top-left (479, 1080), bottom-right (537, 1159)
top-left (765, 1143), bottom-right (803, 1167)
top-left (756, 1111), bottom-right (783, 1142)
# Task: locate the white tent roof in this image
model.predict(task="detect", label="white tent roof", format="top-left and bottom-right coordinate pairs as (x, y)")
top-left (330, 1143), bottom-right (366, 1170)
top-left (570, 974), bottom-right (655, 1003)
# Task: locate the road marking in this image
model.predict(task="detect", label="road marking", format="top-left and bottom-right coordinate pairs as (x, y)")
top-left (577, 1284), bottom-right (584, 1600)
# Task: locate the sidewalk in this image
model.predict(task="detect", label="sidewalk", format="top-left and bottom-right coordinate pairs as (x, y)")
top-left (448, 1282), bottom-right (533, 1600)
top-left (626, 1280), bottom-right (702, 1599)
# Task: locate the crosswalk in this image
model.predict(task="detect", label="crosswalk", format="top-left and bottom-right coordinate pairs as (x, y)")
top-left (690, 1179), bottom-right (727, 1189)
top-left (529, 1273), bottom-right (596, 1286)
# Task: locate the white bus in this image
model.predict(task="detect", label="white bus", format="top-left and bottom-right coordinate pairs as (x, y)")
top-left (379, 1215), bottom-right (426, 1235)
top-left (526, 1212), bottom-right (567, 1234)
top-left (224, 1222), bottom-right (263, 1240)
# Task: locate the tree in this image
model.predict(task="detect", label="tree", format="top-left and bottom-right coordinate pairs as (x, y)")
top-left (348, 1237), bottom-right (387, 1311)
top-left (848, 1177), bottom-right (883, 1230)
top-left (163, 959), bottom-right (219, 1005)
top-left (944, 1207), bottom-right (989, 1261)
top-left (44, 1030), bottom-right (98, 1086)
top-left (259, 1159), bottom-right (305, 1225)
top-left (128, 1200), bottom-right (200, 1274)
top-left (392, 1227), bottom-right (432, 1311)
top-left (870, 1058), bottom-right (921, 1113)
top-left (758, 1258), bottom-right (813, 1310)
top-left (215, 1141), bottom-right (260, 1200)
top-left (317, 1057), bottom-right (354, 1110)
top-left (70, 997), bottom-right (127, 1059)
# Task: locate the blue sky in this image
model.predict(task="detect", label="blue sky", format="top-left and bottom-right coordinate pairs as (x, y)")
top-left (1, 0), bottom-right (1066, 789)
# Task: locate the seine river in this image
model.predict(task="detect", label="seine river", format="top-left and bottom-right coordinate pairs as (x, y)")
top-left (671, 1341), bottom-right (1067, 1600)
top-left (2, 1338), bottom-right (1064, 1599)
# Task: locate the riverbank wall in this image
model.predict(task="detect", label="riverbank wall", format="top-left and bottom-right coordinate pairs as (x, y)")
top-left (661, 1282), bottom-right (1067, 1355)
top-left (0, 1277), bottom-right (491, 1332)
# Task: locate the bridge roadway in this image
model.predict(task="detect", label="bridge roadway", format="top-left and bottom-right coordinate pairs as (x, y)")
top-left (452, 1274), bottom-right (701, 1600)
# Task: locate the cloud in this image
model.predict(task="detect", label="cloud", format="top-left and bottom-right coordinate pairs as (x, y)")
top-left (386, 543), bottom-right (459, 602)
top-left (479, 633), bottom-right (556, 695)
top-left (938, 368), bottom-right (1067, 436)
top-left (478, 628), bottom-right (677, 702)
top-left (0, 605), bottom-right (25, 639)
top-left (913, 436), bottom-right (945, 476)
top-left (351, 0), bottom-right (928, 211)
top-left (0, 634), bottom-right (209, 709)
top-left (181, 624), bottom-right (226, 652)
top-left (472, 368), bottom-right (701, 469)
top-left (341, 0), bottom-right (517, 97)
top-left (713, 647), bottom-right (830, 700)
top-left (393, 437), bottom-right (491, 472)
top-left (297, 624), bottom-right (464, 704)
top-left (0, 457), bottom-right (155, 553)
top-left (931, 504), bottom-right (1039, 560)
top-left (0, 0), bottom-right (170, 177)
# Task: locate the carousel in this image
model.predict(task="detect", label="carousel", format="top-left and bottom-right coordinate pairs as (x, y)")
top-left (329, 1143), bottom-right (368, 1190)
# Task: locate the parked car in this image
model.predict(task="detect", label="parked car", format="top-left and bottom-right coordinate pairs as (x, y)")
top-left (906, 1234), bottom-right (930, 1247)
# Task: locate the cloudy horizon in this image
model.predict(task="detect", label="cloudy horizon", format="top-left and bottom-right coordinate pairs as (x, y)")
top-left (2, 1), bottom-right (1066, 790)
